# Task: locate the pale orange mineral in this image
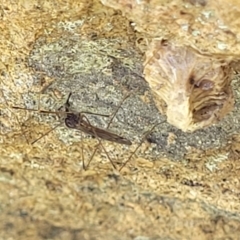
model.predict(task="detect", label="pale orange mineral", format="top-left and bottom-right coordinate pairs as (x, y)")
top-left (101, 0), bottom-right (240, 131)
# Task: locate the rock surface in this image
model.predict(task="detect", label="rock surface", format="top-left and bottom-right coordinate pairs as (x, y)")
top-left (2, 0), bottom-right (240, 239)
top-left (101, 0), bottom-right (240, 131)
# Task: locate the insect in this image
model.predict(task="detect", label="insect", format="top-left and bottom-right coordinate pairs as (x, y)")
top-left (2, 89), bottom-right (166, 171)
top-left (12, 93), bottom-right (132, 144)
top-left (11, 91), bottom-right (133, 170)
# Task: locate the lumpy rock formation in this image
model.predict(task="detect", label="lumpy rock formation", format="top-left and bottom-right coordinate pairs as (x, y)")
top-left (144, 40), bottom-right (234, 131)
top-left (101, 0), bottom-right (240, 131)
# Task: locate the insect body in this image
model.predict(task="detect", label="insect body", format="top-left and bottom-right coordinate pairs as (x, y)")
top-left (64, 112), bottom-right (132, 145)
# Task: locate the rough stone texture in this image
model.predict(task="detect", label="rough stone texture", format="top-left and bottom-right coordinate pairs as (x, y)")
top-left (101, 0), bottom-right (240, 131)
top-left (1, 0), bottom-right (240, 239)
top-left (101, 0), bottom-right (240, 55)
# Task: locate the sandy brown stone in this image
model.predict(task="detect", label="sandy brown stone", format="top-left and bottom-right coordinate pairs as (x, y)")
top-left (1, 0), bottom-right (240, 239)
top-left (101, 0), bottom-right (240, 131)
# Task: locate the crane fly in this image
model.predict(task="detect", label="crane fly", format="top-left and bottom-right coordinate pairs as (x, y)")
top-left (11, 92), bottom-right (133, 170)
top-left (3, 90), bottom-right (166, 171)
top-left (11, 92), bottom-right (132, 145)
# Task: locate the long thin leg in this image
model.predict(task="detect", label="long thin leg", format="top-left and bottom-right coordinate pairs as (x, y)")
top-left (107, 93), bottom-right (130, 128)
top-left (31, 123), bottom-right (62, 144)
top-left (119, 120), bottom-right (166, 172)
top-left (82, 93), bottom-right (131, 170)
top-left (81, 115), bottom-right (117, 170)
top-left (0, 90), bottom-right (30, 144)
top-left (10, 91), bottom-right (70, 145)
